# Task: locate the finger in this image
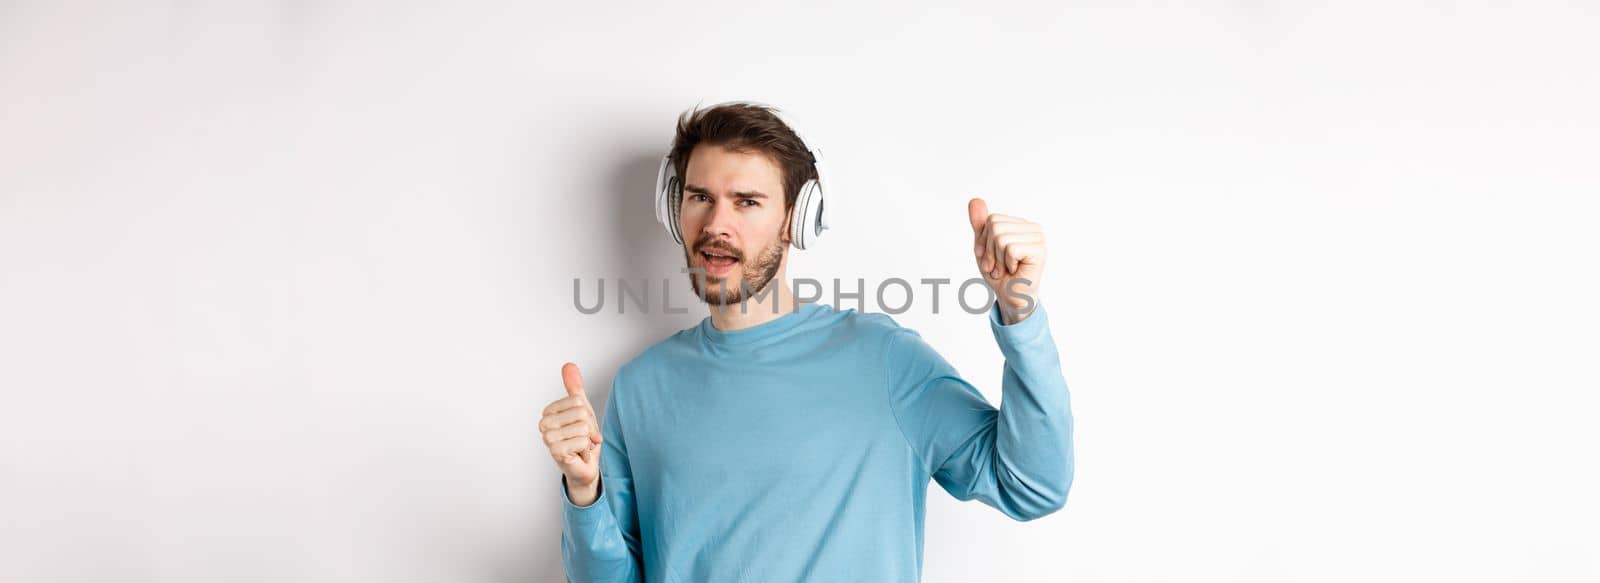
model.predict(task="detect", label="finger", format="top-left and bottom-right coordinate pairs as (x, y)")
top-left (543, 421), bottom-right (596, 447)
top-left (543, 394), bottom-right (591, 417)
top-left (974, 218), bottom-right (986, 261)
top-left (551, 434), bottom-right (599, 461)
top-left (968, 198), bottom-right (989, 236)
top-left (1004, 241), bottom-right (1033, 274)
top-left (582, 407), bottom-right (603, 444)
top-left (989, 219), bottom-right (1036, 278)
top-left (979, 218), bottom-right (995, 274)
top-left (540, 405), bottom-right (595, 432)
top-left (562, 362), bottom-right (585, 397)
top-left (582, 405), bottom-right (601, 443)
top-left (577, 402), bottom-right (602, 443)
top-left (996, 233), bottom-right (1013, 278)
top-left (988, 219), bottom-right (1004, 279)
top-left (544, 392), bottom-right (595, 419)
top-left (985, 220), bottom-right (1037, 237)
top-left (996, 233), bottom-right (1044, 274)
top-left (974, 207), bottom-right (1027, 262)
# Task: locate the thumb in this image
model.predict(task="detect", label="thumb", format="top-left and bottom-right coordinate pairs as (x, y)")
top-left (967, 197), bottom-right (989, 235)
top-left (561, 362), bottom-right (585, 397)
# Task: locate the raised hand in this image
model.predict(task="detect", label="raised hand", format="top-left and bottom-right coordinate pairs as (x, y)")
top-left (968, 197), bottom-right (1047, 324)
top-left (541, 362), bottom-right (604, 504)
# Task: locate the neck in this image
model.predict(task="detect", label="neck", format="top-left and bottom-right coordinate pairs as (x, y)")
top-left (707, 274), bottom-right (797, 331)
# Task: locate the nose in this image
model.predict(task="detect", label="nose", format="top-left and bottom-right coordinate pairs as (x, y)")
top-left (699, 197), bottom-right (736, 241)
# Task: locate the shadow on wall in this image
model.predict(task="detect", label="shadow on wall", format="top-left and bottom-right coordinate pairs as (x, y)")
top-left (505, 146), bottom-right (702, 583)
top-left (603, 150), bottom-right (707, 362)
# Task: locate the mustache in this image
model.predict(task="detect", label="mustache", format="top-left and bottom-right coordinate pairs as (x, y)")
top-left (693, 239), bottom-right (743, 261)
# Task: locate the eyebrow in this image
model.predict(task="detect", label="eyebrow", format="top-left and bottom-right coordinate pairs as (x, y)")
top-left (683, 184), bottom-right (769, 199)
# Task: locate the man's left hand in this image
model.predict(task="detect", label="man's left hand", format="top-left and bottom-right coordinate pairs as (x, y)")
top-left (968, 197), bottom-right (1046, 325)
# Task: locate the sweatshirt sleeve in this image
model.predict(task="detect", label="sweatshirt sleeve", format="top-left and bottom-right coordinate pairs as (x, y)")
top-left (560, 374), bottom-right (644, 582)
top-left (882, 301), bottom-right (1074, 521)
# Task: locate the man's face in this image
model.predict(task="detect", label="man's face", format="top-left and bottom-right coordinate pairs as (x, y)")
top-left (678, 143), bottom-right (789, 305)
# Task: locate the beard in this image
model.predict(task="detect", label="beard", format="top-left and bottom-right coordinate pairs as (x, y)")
top-left (684, 236), bottom-right (786, 306)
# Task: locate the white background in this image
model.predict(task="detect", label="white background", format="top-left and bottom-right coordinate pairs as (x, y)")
top-left (3, 1), bottom-right (1597, 581)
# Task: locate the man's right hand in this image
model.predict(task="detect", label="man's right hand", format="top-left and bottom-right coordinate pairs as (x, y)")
top-left (542, 362), bottom-right (603, 505)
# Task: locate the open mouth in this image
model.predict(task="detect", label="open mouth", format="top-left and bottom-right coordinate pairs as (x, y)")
top-left (698, 249), bottom-right (740, 274)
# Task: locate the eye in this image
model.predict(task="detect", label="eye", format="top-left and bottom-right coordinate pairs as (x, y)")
top-left (688, 193), bottom-right (710, 203)
top-left (738, 199), bottom-right (760, 207)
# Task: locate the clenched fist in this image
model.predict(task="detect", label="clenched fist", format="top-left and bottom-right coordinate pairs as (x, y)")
top-left (969, 197), bottom-right (1047, 325)
top-left (542, 362), bottom-right (603, 505)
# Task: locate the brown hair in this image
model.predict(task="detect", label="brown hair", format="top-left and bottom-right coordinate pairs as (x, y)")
top-left (668, 102), bottom-right (817, 212)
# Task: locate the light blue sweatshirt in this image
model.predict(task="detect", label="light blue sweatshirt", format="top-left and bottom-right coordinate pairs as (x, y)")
top-left (560, 301), bottom-right (1073, 582)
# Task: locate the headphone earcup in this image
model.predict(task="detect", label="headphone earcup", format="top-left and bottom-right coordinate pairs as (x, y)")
top-left (654, 155), bottom-right (684, 245)
top-left (666, 178), bottom-right (683, 245)
top-left (790, 179), bottom-right (823, 250)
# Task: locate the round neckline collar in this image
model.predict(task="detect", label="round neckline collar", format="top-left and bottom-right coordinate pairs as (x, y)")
top-left (697, 302), bottom-right (828, 347)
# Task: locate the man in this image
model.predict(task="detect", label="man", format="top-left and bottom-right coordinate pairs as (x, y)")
top-left (541, 102), bottom-right (1073, 582)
